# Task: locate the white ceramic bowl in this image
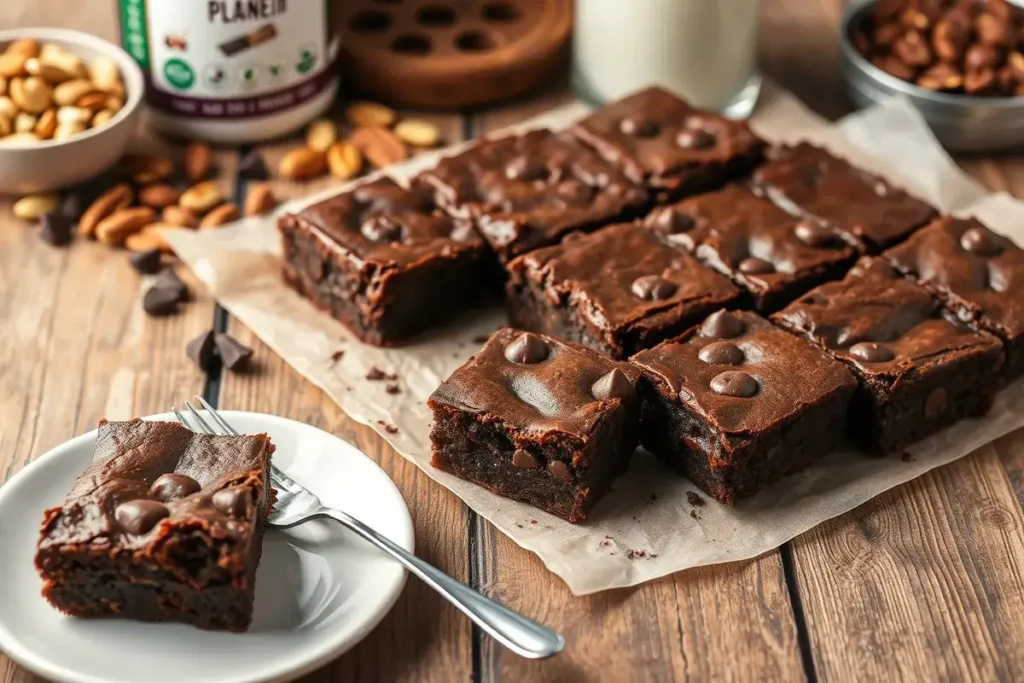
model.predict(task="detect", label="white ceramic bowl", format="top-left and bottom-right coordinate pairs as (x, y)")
top-left (0, 28), bottom-right (144, 194)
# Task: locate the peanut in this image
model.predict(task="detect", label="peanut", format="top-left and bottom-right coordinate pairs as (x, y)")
top-left (79, 182), bottom-right (133, 237)
top-left (199, 203), bottom-right (240, 229)
top-left (326, 141), bottom-right (362, 180)
top-left (305, 118), bottom-right (338, 152)
top-left (279, 147), bottom-right (327, 180)
top-left (96, 207), bottom-right (157, 246)
top-left (12, 193), bottom-right (59, 221)
top-left (243, 183), bottom-right (277, 216)
top-left (345, 101), bottom-right (396, 127)
top-left (179, 180), bottom-right (225, 214)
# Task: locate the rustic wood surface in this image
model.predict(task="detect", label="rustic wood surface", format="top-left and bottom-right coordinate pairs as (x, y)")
top-left (2, 2), bottom-right (1024, 682)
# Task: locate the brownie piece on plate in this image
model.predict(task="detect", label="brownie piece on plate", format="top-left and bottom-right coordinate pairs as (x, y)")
top-left (278, 176), bottom-right (497, 346)
top-left (418, 129), bottom-right (649, 263)
top-left (570, 86), bottom-right (766, 200)
top-left (428, 328), bottom-right (641, 523)
top-left (774, 257), bottom-right (1004, 455)
top-left (883, 217), bottom-right (1024, 381)
top-left (649, 185), bottom-right (857, 311)
top-left (751, 143), bottom-right (937, 254)
top-left (506, 221), bottom-right (741, 359)
top-left (35, 419), bottom-right (274, 632)
top-left (631, 310), bottom-right (857, 504)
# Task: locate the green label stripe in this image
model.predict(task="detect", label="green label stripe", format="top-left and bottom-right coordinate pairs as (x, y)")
top-left (119, 0), bottom-right (149, 70)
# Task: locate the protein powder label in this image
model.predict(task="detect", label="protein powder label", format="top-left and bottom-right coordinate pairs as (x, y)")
top-left (119, 0), bottom-right (337, 119)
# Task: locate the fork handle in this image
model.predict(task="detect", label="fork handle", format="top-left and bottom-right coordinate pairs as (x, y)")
top-left (318, 508), bottom-right (565, 660)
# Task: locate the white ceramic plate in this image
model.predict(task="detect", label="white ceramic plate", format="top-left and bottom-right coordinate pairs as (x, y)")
top-left (0, 411), bottom-right (413, 683)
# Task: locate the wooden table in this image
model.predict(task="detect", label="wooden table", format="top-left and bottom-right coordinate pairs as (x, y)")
top-left (3, 2), bottom-right (1024, 682)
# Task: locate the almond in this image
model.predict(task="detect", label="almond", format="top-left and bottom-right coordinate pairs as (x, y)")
top-left (91, 108), bottom-right (116, 128)
top-left (75, 90), bottom-right (108, 111)
top-left (6, 39), bottom-right (40, 59)
top-left (95, 206), bottom-right (156, 246)
top-left (0, 52), bottom-right (28, 79)
top-left (162, 205), bottom-right (199, 228)
top-left (120, 153), bottom-right (174, 184)
top-left (126, 224), bottom-right (176, 253)
top-left (394, 119), bottom-right (441, 147)
top-left (305, 118), bottom-right (338, 152)
top-left (243, 183), bottom-right (277, 216)
top-left (350, 126), bottom-right (408, 168)
top-left (33, 108), bottom-right (56, 139)
top-left (12, 193), bottom-right (59, 221)
top-left (345, 101), bottom-right (396, 128)
top-left (53, 79), bottom-right (97, 107)
top-left (183, 141), bottom-right (214, 183)
top-left (79, 182), bottom-right (133, 237)
top-left (27, 57), bottom-right (74, 84)
top-left (10, 76), bottom-right (52, 114)
top-left (326, 141), bottom-right (362, 180)
top-left (138, 184), bottom-right (181, 209)
top-left (179, 180), bottom-right (224, 214)
top-left (199, 202), bottom-right (240, 229)
top-left (279, 147), bottom-right (327, 180)
top-left (57, 105), bottom-right (92, 126)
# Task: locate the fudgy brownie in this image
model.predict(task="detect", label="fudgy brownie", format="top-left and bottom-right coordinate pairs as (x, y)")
top-left (751, 143), bottom-right (937, 254)
top-left (36, 419), bottom-right (274, 632)
top-left (631, 310), bottom-right (857, 504)
top-left (649, 185), bottom-right (857, 311)
top-left (418, 129), bottom-right (649, 263)
top-left (428, 328), bottom-right (641, 523)
top-left (570, 86), bottom-right (766, 200)
top-left (279, 176), bottom-right (497, 346)
top-left (883, 217), bottom-right (1024, 381)
top-left (506, 221), bottom-right (741, 359)
top-left (773, 257), bottom-right (1004, 455)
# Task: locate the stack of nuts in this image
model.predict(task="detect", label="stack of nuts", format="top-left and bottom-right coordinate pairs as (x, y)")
top-left (853, 0), bottom-right (1024, 96)
top-left (278, 100), bottom-right (441, 181)
top-left (0, 38), bottom-right (124, 143)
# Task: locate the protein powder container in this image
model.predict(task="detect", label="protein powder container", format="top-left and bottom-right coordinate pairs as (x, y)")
top-left (117, 0), bottom-right (339, 143)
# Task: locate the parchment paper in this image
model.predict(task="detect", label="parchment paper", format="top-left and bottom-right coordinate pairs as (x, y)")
top-left (166, 83), bottom-right (1024, 595)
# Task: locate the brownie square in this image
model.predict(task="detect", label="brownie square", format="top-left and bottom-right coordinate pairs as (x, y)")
top-left (428, 329), bottom-right (641, 523)
top-left (506, 221), bottom-right (742, 359)
top-left (649, 185), bottom-right (857, 311)
top-left (418, 129), bottom-right (649, 263)
top-left (631, 310), bottom-right (857, 504)
top-left (570, 86), bottom-right (766, 200)
top-left (278, 176), bottom-right (497, 346)
top-left (751, 143), bottom-right (937, 254)
top-left (35, 419), bottom-right (274, 632)
top-left (773, 257), bottom-right (1004, 455)
top-left (883, 217), bottom-right (1024, 381)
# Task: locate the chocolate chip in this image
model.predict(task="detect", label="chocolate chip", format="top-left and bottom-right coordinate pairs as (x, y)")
top-left (39, 212), bottom-right (74, 247)
top-left (237, 149), bottom-right (270, 181)
top-left (504, 332), bottom-right (549, 364)
top-left (512, 449), bottom-right (539, 469)
top-left (794, 220), bottom-right (840, 248)
top-left (849, 341), bottom-right (895, 363)
top-left (212, 486), bottom-right (252, 516)
top-left (738, 257), bottom-right (775, 275)
top-left (591, 368), bottom-right (635, 401)
top-left (142, 285), bottom-right (181, 317)
top-left (686, 491), bottom-right (704, 506)
top-left (619, 118), bottom-right (661, 137)
top-left (631, 275), bottom-right (678, 301)
top-left (215, 333), bottom-right (253, 371)
top-left (547, 459), bottom-right (572, 483)
top-left (150, 473), bottom-right (202, 501)
top-left (129, 248), bottom-right (163, 274)
top-left (960, 226), bottom-right (1002, 256)
top-left (115, 499), bottom-right (169, 535)
top-left (505, 156), bottom-right (546, 181)
top-left (650, 207), bottom-right (695, 234)
top-left (701, 310), bottom-right (745, 339)
top-left (675, 129), bottom-right (715, 150)
top-left (187, 330), bottom-right (219, 373)
top-left (153, 268), bottom-right (190, 302)
top-left (925, 387), bottom-right (948, 418)
top-left (361, 216), bottom-right (403, 242)
top-left (698, 341), bottom-right (744, 365)
top-left (709, 371), bottom-right (758, 398)
top-left (59, 192), bottom-right (83, 220)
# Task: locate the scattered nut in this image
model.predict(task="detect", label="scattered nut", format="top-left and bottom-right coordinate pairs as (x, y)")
top-left (200, 203), bottom-right (240, 229)
top-left (162, 205), bottom-right (200, 228)
top-left (126, 224), bottom-right (176, 253)
top-left (394, 119), bottom-right (441, 147)
top-left (279, 147), bottom-right (327, 180)
top-left (350, 126), bottom-right (408, 168)
top-left (12, 193), bottom-right (59, 221)
top-left (180, 180), bottom-right (225, 214)
top-left (120, 153), bottom-right (174, 184)
top-left (79, 182), bottom-right (133, 237)
top-left (243, 183), bottom-right (277, 216)
top-left (95, 206), bottom-right (157, 246)
top-left (138, 184), bottom-right (181, 209)
top-left (326, 141), bottom-right (362, 180)
top-left (305, 118), bottom-right (338, 152)
top-left (345, 101), bottom-right (396, 128)
top-left (183, 141), bottom-right (213, 183)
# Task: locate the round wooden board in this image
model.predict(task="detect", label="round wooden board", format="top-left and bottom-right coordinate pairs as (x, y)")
top-left (336, 0), bottom-right (572, 109)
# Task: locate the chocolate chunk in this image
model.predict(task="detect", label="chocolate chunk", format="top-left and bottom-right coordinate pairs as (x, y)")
top-left (153, 268), bottom-right (190, 303)
top-left (591, 368), bottom-right (635, 401)
top-left (650, 206), bottom-right (695, 234)
top-left (709, 370), bottom-right (758, 397)
top-left (385, 382), bottom-right (401, 394)
top-left (925, 387), bottom-right (948, 418)
top-left (59, 192), bottom-right (83, 220)
top-left (114, 499), bottom-right (169, 535)
top-left (237, 149), bottom-right (270, 181)
top-left (361, 216), bottom-right (403, 242)
top-left (701, 310), bottom-right (745, 339)
top-left (504, 332), bottom-right (549, 364)
top-left (377, 420), bottom-right (399, 434)
top-left (738, 256), bottom-right (775, 275)
top-left (187, 330), bottom-right (219, 373)
top-left (512, 449), bottom-right (540, 469)
top-left (675, 129), bottom-right (715, 150)
top-left (505, 156), bottom-right (546, 181)
top-left (686, 491), bottom-right (704, 506)
top-left (129, 248), bottom-right (163, 274)
top-left (39, 212), bottom-right (74, 247)
top-left (619, 118), bottom-right (661, 138)
top-left (365, 366), bottom-right (397, 381)
top-left (698, 341), bottom-right (744, 365)
top-left (794, 220), bottom-right (840, 248)
top-left (547, 459), bottom-right (572, 483)
top-left (215, 333), bottom-right (253, 371)
top-left (150, 473), bottom-right (202, 501)
top-left (212, 486), bottom-right (252, 516)
top-left (849, 341), bottom-right (895, 363)
top-left (142, 286), bottom-right (181, 317)
top-left (631, 275), bottom-right (678, 301)
top-left (960, 226), bottom-right (1002, 256)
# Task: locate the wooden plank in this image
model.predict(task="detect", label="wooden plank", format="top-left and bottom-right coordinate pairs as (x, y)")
top-left (216, 110), bottom-right (474, 682)
top-left (470, 86), bottom-right (805, 683)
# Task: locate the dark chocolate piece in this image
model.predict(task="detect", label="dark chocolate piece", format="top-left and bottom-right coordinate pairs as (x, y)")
top-left (187, 330), bottom-right (219, 373)
top-left (40, 213), bottom-right (74, 247)
top-left (215, 333), bottom-right (253, 371)
top-left (237, 150), bottom-right (270, 181)
top-left (129, 248), bottom-right (163, 274)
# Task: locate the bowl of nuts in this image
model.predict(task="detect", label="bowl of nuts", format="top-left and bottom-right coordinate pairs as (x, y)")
top-left (0, 27), bottom-right (144, 194)
top-left (841, 0), bottom-right (1024, 152)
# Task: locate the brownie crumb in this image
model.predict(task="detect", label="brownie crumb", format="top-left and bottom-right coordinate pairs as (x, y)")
top-left (686, 491), bottom-right (705, 506)
top-left (604, 534), bottom-right (613, 539)
top-left (601, 539), bottom-right (610, 546)
top-left (472, 334), bottom-right (491, 344)
top-left (626, 549), bottom-right (647, 560)
top-left (366, 366), bottom-right (397, 381)
top-left (689, 510), bottom-right (699, 520)
top-left (385, 382), bottom-right (401, 394)
top-left (529, 519), bottom-right (537, 525)
top-left (329, 350), bottom-right (344, 365)
top-left (375, 420), bottom-right (399, 435)
top-left (649, 553), bottom-right (658, 559)
top-left (515, 523), bottom-right (523, 528)
top-left (902, 451), bottom-right (914, 462)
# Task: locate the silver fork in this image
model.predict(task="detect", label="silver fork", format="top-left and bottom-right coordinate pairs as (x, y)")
top-left (174, 396), bottom-right (565, 660)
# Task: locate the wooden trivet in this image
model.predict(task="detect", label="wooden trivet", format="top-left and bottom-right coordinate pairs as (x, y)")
top-left (336, 0), bottom-right (572, 109)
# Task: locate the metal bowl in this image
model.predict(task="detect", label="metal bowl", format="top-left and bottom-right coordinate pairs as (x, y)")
top-left (839, 0), bottom-right (1024, 153)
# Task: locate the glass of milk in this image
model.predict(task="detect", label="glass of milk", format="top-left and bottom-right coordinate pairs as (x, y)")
top-left (572, 0), bottom-right (762, 118)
